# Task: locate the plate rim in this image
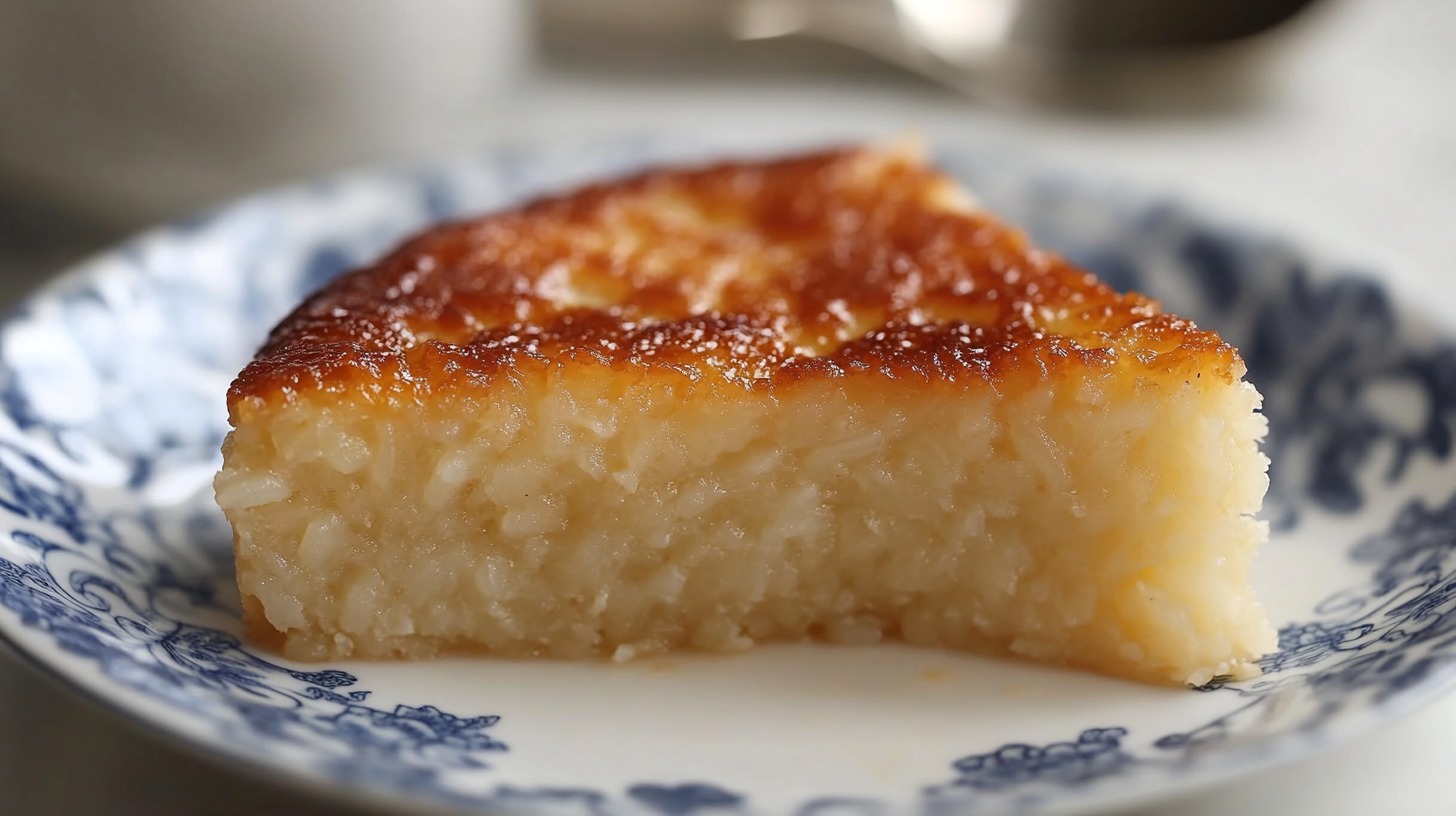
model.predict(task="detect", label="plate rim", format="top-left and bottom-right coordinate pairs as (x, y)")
top-left (3, 133), bottom-right (1456, 816)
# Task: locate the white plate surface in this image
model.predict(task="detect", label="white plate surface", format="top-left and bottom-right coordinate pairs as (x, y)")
top-left (3, 137), bottom-right (1455, 816)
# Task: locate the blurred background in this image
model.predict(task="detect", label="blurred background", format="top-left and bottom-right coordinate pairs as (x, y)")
top-left (1, 1), bottom-right (1454, 814)
top-left (1, 0), bottom-right (1451, 302)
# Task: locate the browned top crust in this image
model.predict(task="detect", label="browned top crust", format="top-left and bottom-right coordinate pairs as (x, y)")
top-left (230, 146), bottom-right (1240, 419)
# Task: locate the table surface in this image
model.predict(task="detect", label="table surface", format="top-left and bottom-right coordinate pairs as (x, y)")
top-left (4, 0), bottom-right (1455, 813)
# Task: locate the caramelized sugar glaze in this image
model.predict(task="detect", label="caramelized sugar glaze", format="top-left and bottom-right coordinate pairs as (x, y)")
top-left (230, 147), bottom-right (1240, 415)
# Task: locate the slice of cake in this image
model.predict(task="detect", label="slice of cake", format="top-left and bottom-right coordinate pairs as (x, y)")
top-left (214, 144), bottom-right (1274, 685)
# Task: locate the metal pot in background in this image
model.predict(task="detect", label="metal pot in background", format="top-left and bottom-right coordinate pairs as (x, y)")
top-left (539, 0), bottom-right (1330, 109)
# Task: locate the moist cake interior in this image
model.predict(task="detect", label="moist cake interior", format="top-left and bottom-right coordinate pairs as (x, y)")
top-left (215, 145), bottom-right (1274, 685)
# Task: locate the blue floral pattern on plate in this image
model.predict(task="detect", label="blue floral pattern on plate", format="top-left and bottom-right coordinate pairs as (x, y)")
top-left (2, 137), bottom-right (1455, 815)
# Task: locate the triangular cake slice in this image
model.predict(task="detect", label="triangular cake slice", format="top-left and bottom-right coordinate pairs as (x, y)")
top-left (215, 145), bottom-right (1274, 685)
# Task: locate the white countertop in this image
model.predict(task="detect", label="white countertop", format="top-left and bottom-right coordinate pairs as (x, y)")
top-left (4, 0), bottom-right (1455, 813)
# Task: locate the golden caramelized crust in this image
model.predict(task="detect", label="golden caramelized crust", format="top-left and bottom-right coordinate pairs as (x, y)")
top-left (219, 144), bottom-right (1274, 680)
top-left (229, 145), bottom-right (1240, 418)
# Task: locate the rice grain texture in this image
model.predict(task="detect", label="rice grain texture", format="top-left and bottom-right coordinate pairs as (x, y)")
top-left (216, 145), bottom-right (1274, 685)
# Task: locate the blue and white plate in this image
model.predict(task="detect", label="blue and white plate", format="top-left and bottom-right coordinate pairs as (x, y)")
top-left (3, 137), bottom-right (1455, 816)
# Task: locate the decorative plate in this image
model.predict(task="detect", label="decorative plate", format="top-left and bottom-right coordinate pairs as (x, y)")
top-left (3, 137), bottom-right (1455, 816)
